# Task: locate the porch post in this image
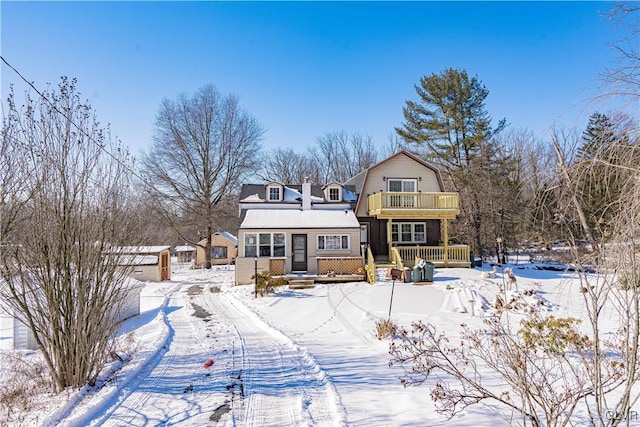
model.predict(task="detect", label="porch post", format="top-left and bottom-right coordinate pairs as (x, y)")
top-left (443, 219), bottom-right (449, 266)
top-left (387, 218), bottom-right (393, 262)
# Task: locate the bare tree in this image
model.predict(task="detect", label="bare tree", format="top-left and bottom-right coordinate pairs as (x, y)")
top-left (599, 3), bottom-right (640, 106)
top-left (0, 91), bottom-right (30, 253)
top-left (0, 77), bottom-right (140, 392)
top-left (141, 85), bottom-right (264, 268)
top-left (310, 129), bottom-right (380, 183)
top-left (553, 120), bottom-right (640, 426)
top-left (259, 147), bottom-right (321, 184)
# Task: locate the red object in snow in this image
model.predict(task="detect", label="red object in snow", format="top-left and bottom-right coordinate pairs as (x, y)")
top-left (203, 359), bottom-right (214, 369)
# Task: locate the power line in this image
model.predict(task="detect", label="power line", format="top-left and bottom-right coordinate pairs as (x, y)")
top-left (1, 55), bottom-right (160, 194)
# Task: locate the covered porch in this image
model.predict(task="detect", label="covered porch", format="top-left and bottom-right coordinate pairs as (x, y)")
top-left (364, 191), bottom-right (471, 283)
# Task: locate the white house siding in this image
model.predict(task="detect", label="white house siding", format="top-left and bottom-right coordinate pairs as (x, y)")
top-left (235, 210), bottom-right (361, 285)
top-left (235, 228), bottom-right (361, 284)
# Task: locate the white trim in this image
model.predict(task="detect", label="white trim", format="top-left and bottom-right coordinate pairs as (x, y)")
top-left (267, 184), bottom-right (283, 201)
top-left (327, 186), bottom-right (342, 202)
top-left (243, 232), bottom-right (286, 257)
top-left (391, 222), bottom-right (426, 244)
top-left (317, 234), bottom-right (350, 251)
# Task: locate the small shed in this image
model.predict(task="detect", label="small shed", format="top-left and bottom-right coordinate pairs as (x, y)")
top-left (196, 232), bottom-right (238, 266)
top-left (11, 277), bottom-right (144, 350)
top-left (117, 246), bottom-right (171, 281)
top-left (174, 245), bottom-right (196, 263)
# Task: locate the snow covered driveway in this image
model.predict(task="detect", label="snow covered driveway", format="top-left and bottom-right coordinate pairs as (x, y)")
top-left (203, 292), bottom-right (346, 426)
top-left (93, 288), bottom-right (237, 426)
top-left (67, 275), bottom-right (346, 427)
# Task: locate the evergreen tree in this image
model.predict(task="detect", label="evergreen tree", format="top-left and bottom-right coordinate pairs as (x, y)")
top-left (396, 68), bottom-right (506, 173)
top-left (395, 68), bottom-right (509, 255)
top-left (575, 112), bottom-right (626, 242)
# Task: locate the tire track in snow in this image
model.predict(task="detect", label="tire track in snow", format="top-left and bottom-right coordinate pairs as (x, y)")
top-left (90, 287), bottom-right (230, 426)
top-left (204, 292), bottom-right (347, 426)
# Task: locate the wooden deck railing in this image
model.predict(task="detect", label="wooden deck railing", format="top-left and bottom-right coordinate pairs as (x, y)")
top-left (368, 192), bottom-right (459, 211)
top-left (396, 245), bottom-right (470, 266)
top-left (366, 247), bottom-right (377, 284)
top-left (390, 247), bottom-right (405, 270)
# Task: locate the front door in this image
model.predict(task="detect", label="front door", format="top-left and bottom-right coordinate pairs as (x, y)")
top-left (160, 252), bottom-right (169, 280)
top-left (292, 234), bottom-right (307, 272)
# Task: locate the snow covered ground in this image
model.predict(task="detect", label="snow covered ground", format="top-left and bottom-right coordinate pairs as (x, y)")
top-left (0, 262), bottom-right (627, 426)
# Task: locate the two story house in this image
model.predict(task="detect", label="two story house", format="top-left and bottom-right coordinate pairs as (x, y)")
top-left (234, 150), bottom-right (470, 285)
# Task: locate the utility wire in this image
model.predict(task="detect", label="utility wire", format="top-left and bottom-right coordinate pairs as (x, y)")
top-left (1, 55), bottom-right (161, 194)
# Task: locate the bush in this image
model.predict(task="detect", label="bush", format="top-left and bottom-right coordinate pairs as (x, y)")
top-left (251, 271), bottom-right (287, 296)
top-left (374, 318), bottom-right (397, 340)
top-left (0, 353), bottom-right (51, 425)
top-left (618, 275), bottom-right (640, 290)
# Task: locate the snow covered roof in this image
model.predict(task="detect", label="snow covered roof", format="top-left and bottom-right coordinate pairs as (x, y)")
top-left (174, 245), bottom-right (196, 252)
top-left (242, 193), bottom-right (264, 202)
top-left (123, 276), bottom-right (145, 290)
top-left (215, 231), bottom-right (238, 244)
top-left (342, 188), bottom-right (358, 202)
top-left (118, 255), bottom-right (159, 266)
top-left (283, 186), bottom-right (324, 203)
top-left (240, 209), bottom-right (360, 229)
top-left (116, 246), bottom-right (171, 254)
top-left (239, 184), bottom-right (358, 203)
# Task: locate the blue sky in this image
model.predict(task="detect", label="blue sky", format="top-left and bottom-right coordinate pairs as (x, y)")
top-left (0, 1), bottom-right (629, 156)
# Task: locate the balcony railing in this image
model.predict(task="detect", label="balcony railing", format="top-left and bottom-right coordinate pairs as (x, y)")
top-left (396, 245), bottom-right (470, 267)
top-left (368, 192), bottom-right (459, 219)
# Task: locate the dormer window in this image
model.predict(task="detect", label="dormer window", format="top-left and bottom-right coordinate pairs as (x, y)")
top-left (267, 185), bottom-right (282, 201)
top-left (323, 182), bottom-right (343, 202)
top-left (328, 187), bottom-right (341, 202)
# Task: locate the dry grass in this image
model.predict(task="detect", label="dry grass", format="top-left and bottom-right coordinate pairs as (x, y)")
top-left (0, 352), bottom-right (52, 426)
top-left (374, 318), bottom-right (398, 340)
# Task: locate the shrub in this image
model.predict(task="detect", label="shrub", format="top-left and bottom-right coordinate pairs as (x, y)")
top-left (0, 353), bottom-right (51, 425)
top-left (251, 271), bottom-right (287, 296)
top-left (618, 275), bottom-right (640, 290)
top-left (374, 318), bottom-right (397, 340)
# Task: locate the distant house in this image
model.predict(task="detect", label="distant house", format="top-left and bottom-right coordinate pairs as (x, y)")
top-left (117, 246), bottom-right (171, 281)
top-left (11, 277), bottom-right (144, 350)
top-left (234, 179), bottom-right (362, 285)
top-left (174, 245), bottom-right (196, 263)
top-left (195, 232), bottom-right (238, 267)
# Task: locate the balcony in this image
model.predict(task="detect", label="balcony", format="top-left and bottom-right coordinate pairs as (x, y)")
top-left (367, 192), bottom-right (460, 220)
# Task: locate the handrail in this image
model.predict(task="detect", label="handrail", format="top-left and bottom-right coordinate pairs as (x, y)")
top-left (366, 247), bottom-right (377, 284)
top-left (390, 247), bottom-right (404, 270)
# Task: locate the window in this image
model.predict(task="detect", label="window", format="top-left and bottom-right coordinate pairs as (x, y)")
top-left (387, 179), bottom-right (417, 208)
top-left (388, 179), bottom-right (416, 193)
top-left (328, 187), bottom-right (341, 201)
top-left (268, 186), bottom-right (281, 201)
top-left (244, 233), bottom-right (286, 257)
top-left (244, 234), bottom-right (257, 257)
top-left (391, 223), bottom-right (426, 244)
top-left (211, 246), bottom-right (227, 259)
top-left (318, 234), bottom-right (350, 250)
